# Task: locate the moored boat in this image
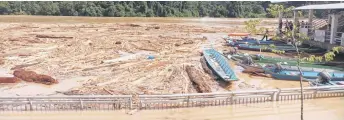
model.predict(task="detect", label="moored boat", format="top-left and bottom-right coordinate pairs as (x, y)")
top-left (236, 44), bottom-right (325, 53)
top-left (263, 64), bottom-right (344, 81)
top-left (203, 48), bottom-right (238, 81)
top-left (227, 38), bottom-right (283, 46)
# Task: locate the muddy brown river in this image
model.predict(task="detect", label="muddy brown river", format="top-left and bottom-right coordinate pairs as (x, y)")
top-left (1, 97), bottom-right (343, 120)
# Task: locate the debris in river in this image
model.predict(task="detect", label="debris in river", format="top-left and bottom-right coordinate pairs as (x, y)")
top-left (0, 58), bottom-right (4, 65)
top-left (0, 77), bottom-right (21, 83)
top-left (36, 34), bottom-right (73, 39)
top-left (13, 69), bottom-right (58, 85)
top-left (11, 62), bottom-right (41, 70)
top-left (185, 65), bottom-right (211, 93)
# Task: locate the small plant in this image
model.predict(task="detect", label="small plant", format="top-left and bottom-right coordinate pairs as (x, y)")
top-left (244, 19), bottom-right (265, 35)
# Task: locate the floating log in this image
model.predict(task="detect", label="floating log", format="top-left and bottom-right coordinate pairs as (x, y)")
top-left (0, 58), bottom-right (4, 65)
top-left (185, 65), bottom-right (211, 93)
top-left (103, 88), bottom-right (115, 95)
top-left (200, 57), bottom-right (212, 75)
top-left (11, 62), bottom-right (41, 70)
top-left (0, 77), bottom-right (21, 83)
top-left (36, 35), bottom-right (73, 39)
top-left (13, 69), bottom-right (58, 85)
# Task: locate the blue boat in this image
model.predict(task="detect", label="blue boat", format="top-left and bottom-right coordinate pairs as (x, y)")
top-left (263, 64), bottom-right (344, 81)
top-left (226, 38), bottom-right (284, 46)
top-left (203, 48), bottom-right (238, 81)
top-left (237, 44), bottom-right (324, 53)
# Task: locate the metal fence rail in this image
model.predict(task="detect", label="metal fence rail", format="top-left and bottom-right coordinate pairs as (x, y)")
top-left (0, 86), bottom-right (344, 111)
top-left (0, 95), bottom-right (132, 111)
top-left (138, 90), bottom-right (278, 110)
top-left (277, 85), bottom-right (344, 101)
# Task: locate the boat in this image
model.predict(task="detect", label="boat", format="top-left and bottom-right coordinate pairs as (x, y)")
top-left (236, 44), bottom-right (325, 53)
top-left (308, 80), bottom-right (344, 86)
top-left (263, 64), bottom-right (344, 81)
top-left (229, 53), bottom-right (344, 71)
top-left (227, 38), bottom-right (283, 46)
top-left (203, 48), bottom-right (238, 81)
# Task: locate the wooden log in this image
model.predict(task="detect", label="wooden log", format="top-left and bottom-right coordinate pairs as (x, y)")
top-left (36, 35), bottom-right (73, 39)
top-left (200, 57), bottom-right (212, 74)
top-left (13, 69), bottom-right (58, 85)
top-left (185, 65), bottom-right (211, 93)
top-left (11, 62), bottom-right (41, 70)
top-left (103, 88), bottom-right (115, 95)
top-left (0, 77), bottom-right (21, 83)
top-left (82, 63), bottom-right (119, 71)
top-left (0, 58), bottom-right (4, 65)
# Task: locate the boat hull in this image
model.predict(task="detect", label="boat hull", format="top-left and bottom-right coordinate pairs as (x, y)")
top-left (263, 65), bottom-right (344, 81)
top-left (203, 48), bottom-right (238, 82)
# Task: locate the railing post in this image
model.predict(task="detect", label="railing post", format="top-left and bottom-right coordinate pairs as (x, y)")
top-left (271, 91), bottom-right (276, 101)
top-left (79, 98), bottom-right (84, 110)
top-left (313, 88), bottom-right (318, 99)
top-left (129, 97), bottom-right (133, 110)
top-left (276, 89), bottom-right (281, 101)
top-left (28, 98), bottom-right (33, 111)
top-left (186, 96), bottom-right (190, 107)
top-left (230, 93), bottom-right (234, 105)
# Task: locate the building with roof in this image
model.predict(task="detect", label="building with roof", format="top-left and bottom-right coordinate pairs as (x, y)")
top-left (290, 3), bottom-right (344, 50)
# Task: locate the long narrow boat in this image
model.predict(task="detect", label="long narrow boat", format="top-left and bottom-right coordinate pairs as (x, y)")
top-left (237, 44), bottom-right (325, 53)
top-left (227, 38), bottom-right (283, 46)
top-left (308, 80), bottom-right (344, 86)
top-left (263, 64), bottom-right (344, 81)
top-left (230, 53), bottom-right (344, 71)
top-left (258, 55), bottom-right (344, 70)
top-left (203, 48), bottom-right (238, 81)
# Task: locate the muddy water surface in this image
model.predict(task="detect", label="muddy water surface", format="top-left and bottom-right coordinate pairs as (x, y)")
top-left (1, 97), bottom-right (343, 120)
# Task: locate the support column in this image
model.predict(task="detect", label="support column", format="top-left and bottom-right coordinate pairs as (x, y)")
top-left (308, 10), bottom-right (313, 27)
top-left (293, 10), bottom-right (299, 33)
top-left (278, 11), bottom-right (283, 35)
top-left (308, 9), bottom-right (314, 38)
top-left (330, 14), bottom-right (339, 44)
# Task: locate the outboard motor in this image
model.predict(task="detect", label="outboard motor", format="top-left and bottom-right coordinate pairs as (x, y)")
top-left (242, 56), bottom-right (254, 65)
top-left (317, 71), bottom-right (332, 84)
top-left (229, 47), bottom-right (238, 55)
top-left (274, 63), bottom-right (283, 72)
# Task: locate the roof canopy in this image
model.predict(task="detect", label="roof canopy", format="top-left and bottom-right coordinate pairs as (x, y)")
top-left (294, 3), bottom-right (344, 10)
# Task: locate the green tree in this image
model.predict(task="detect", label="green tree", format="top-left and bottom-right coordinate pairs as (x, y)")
top-left (38, 2), bottom-right (60, 15)
top-left (59, 2), bottom-right (77, 16)
top-left (0, 1), bottom-right (317, 18)
top-left (0, 2), bottom-right (10, 14)
top-left (146, 9), bottom-right (154, 17)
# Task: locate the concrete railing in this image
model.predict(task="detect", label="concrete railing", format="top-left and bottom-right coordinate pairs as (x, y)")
top-left (0, 86), bottom-right (344, 111)
top-left (0, 95), bottom-right (132, 111)
top-left (139, 85), bottom-right (344, 110)
top-left (138, 90), bottom-right (278, 110)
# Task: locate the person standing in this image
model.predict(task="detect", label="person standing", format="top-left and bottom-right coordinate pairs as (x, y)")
top-left (261, 28), bottom-right (269, 41)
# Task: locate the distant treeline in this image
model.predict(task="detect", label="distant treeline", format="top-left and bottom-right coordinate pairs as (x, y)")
top-left (0, 1), bottom-right (341, 18)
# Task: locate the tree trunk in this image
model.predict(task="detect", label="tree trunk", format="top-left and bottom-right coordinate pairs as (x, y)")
top-left (292, 24), bottom-right (304, 120)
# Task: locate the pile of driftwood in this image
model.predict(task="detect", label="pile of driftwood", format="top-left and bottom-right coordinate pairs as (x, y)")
top-left (0, 69), bottom-right (58, 85)
top-left (185, 65), bottom-right (211, 93)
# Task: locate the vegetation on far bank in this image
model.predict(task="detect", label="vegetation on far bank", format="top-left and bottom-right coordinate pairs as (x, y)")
top-left (0, 1), bottom-right (341, 18)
